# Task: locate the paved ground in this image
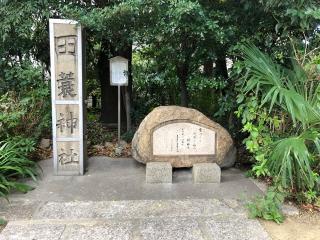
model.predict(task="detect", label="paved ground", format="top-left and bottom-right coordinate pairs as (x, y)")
top-left (0, 157), bottom-right (270, 239)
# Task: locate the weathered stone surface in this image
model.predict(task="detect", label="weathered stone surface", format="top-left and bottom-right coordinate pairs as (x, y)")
top-left (220, 146), bottom-right (237, 168)
top-left (192, 163), bottom-right (221, 183)
top-left (146, 162), bottom-right (172, 183)
top-left (132, 106), bottom-right (234, 168)
top-left (34, 199), bottom-right (233, 220)
top-left (119, 140), bottom-right (128, 147)
top-left (0, 199), bottom-right (41, 221)
top-left (50, 20), bottom-right (86, 176)
top-left (281, 203), bottom-right (299, 216)
top-left (0, 223), bottom-right (65, 240)
top-left (39, 138), bottom-right (51, 149)
top-left (140, 218), bottom-right (204, 240)
top-left (104, 142), bottom-right (113, 148)
top-left (61, 222), bottom-right (133, 240)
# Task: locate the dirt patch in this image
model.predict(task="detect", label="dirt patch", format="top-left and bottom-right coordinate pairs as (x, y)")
top-left (88, 142), bottom-right (132, 158)
top-left (260, 212), bottom-right (320, 240)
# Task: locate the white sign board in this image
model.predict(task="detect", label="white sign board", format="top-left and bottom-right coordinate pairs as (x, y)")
top-left (153, 122), bottom-right (216, 156)
top-left (110, 56), bottom-right (128, 86)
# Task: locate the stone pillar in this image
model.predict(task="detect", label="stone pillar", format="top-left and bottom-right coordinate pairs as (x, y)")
top-left (192, 163), bottom-right (221, 183)
top-left (49, 19), bottom-right (86, 175)
top-left (146, 162), bottom-right (172, 183)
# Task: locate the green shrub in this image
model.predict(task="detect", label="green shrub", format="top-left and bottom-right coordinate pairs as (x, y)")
top-left (121, 129), bottom-right (135, 143)
top-left (0, 218), bottom-right (6, 226)
top-left (0, 89), bottom-right (51, 141)
top-left (297, 189), bottom-right (319, 204)
top-left (0, 138), bottom-right (40, 199)
top-left (0, 61), bottom-right (51, 142)
top-left (247, 188), bottom-right (285, 224)
top-left (237, 44), bottom-right (320, 192)
top-left (188, 75), bottom-right (232, 120)
top-left (87, 121), bottom-right (114, 145)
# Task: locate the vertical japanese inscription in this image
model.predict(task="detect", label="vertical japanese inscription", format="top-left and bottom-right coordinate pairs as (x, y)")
top-left (153, 122), bottom-right (216, 156)
top-left (56, 35), bottom-right (76, 55)
top-left (57, 72), bottom-right (77, 98)
top-left (50, 20), bottom-right (85, 175)
top-left (56, 104), bottom-right (79, 137)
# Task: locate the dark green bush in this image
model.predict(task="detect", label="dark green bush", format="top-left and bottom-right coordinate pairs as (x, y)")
top-left (0, 63), bottom-right (50, 198)
top-left (0, 62), bottom-right (51, 141)
top-left (87, 121), bottom-right (114, 145)
top-left (237, 44), bottom-right (320, 193)
top-left (0, 90), bottom-right (51, 141)
top-left (121, 129), bottom-right (135, 143)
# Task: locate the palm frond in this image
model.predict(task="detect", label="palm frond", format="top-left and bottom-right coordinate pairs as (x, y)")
top-left (266, 135), bottom-right (317, 191)
top-left (241, 44), bottom-right (319, 127)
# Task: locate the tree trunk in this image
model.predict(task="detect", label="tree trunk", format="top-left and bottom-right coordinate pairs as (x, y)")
top-left (124, 86), bottom-right (132, 131)
top-left (177, 64), bottom-right (189, 107)
top-left (180, 77), bottom-right (188, 107)
top-left (92, 95), bottom-right (97, 109)
top-left (97, 41), bottom-right (119, 125)
top-left (204, 59), bottom-right (213, 77)
top-left (125, 46), bottom-right (133, 131)
top-left (215, 51), bottom-right (228, 79)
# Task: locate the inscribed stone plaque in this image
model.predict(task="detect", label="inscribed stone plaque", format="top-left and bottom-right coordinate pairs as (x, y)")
top-left (132, 106), bottom-right (234, 168)
top-left (56, 141), bottom-right (80, 172)
top-left (54, 24), bottom-right (78, 101)
top-left (153, 122), bottom-right (216, 156)
top-left (56, 104), bottom-right (79, 138)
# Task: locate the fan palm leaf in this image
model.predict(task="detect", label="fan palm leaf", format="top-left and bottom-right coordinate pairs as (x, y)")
top-left (267, 135), bottom-right (316, 190)
top-left (241, 44), bottom-right (320, 127)
top-left (241, 44), bottom-right (320, 191)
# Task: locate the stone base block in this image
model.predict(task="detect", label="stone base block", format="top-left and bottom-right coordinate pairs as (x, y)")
top-left (192, 163), bottom-right (221, 183)
top-left (146, 162), bottom-right (172, 183)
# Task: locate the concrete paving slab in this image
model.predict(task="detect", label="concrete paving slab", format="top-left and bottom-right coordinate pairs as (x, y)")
top-left (0, 157), bottom-right (271, 240)
top-left (34, 199), bottom-right (234, 220)
top-left (0, 199), bottom-right (42, 221)
top-left (0, 222), bottom-right (65, 240)
top-left (203, 214), bottom-right (271, 240)
top-left (139, 217), bottom-right (204, 240)
top-left (60, 221), bottom-right (133, 240)
top-left (0, 215), bottom-right (271, 240)
top-left (9, 157), bottom-right (263, 202)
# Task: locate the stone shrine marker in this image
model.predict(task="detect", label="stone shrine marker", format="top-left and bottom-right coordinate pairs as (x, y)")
top-left (132, 106), bottom-right (236, 183)
top-left (49, 19), bottom-right (86, 175)
top-left (132, 106), bottom-right (235, 168)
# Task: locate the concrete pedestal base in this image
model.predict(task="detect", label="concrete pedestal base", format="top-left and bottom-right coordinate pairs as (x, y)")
top-left (192, 163), bottom-right (221, 183)
top-left (146, 162), bottom-right (172, 183)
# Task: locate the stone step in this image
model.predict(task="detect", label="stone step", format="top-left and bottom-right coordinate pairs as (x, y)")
top-left (0, 199), bottom-right (271, 240)
top-left (0, 215), bottom-right (270, 240)
top-left (1, 198), bottom-right (247, 221)
top-left (33, 199), bottom-right (236, 220)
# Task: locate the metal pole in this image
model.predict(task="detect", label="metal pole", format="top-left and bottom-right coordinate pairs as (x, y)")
top-left (118, 85), bottom-right (121, 143)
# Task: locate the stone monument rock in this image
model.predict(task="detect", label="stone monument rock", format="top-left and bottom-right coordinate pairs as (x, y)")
top-left (132, 106), bottom-right (235, 168)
